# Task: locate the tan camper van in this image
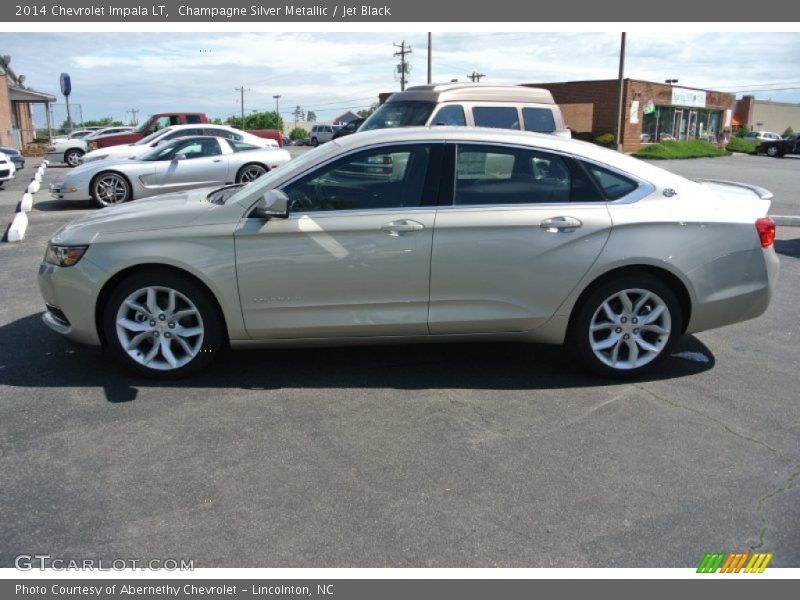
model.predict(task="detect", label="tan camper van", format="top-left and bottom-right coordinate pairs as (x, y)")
top-left (361, 83), bottom-right (570, 137)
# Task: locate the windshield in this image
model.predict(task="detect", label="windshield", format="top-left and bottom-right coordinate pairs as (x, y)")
top-left (136, 128), bottom-right (171, 145)
top-left (360, 101), bottom-right (436, 131)
top-left (227, 143), bottom-right (336, 205)
top-left (138, 139), bottom-right (181, 161)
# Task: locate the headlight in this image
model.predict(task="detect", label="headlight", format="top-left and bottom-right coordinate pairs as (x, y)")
top-left (45, 244), bottom-right (88, 267)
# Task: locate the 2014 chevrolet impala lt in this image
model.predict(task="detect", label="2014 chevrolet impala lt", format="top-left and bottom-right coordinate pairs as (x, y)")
top-left (38, 127), bottom-right (779, 378)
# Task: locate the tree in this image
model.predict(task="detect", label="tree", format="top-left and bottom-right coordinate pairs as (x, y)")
top-left (59, 117), bottom-right (124, 129)
top-left (289, 127), bottom-right (308, 140)
top-left (357, 103), bottom-right (379, 119)
top-left (306, 110), bottom-right (317, 123)
top-left (209, 117), bottom-right (224, 125)
top-left (783, 126), bottom-right (795, 138)
top-left (226, 111), bottom-right (284, 131)
top-left (292, 105), bottom-right (305, 123)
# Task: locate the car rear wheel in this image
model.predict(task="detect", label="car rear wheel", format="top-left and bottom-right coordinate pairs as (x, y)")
top-left (103, 271), bottom-right (223, 378)
top-left (311, 137), bottom-right (319, 147)
top-left (64, 149), bottom-right (84, 167)
top-left (766, 146), bottom-right (780, 157)
top-left (91, 172), bottom-right (131, 207)
top-left (236, 163), bottom-right (268, 183)
top-left (570, 273), bottom-right (682, 378)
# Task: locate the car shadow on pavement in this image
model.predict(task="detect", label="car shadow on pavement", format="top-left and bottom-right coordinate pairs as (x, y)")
top-left (774, 238), bottom-right (800, 259)
top-left (33, 199), bottom-right (95, 212)
top-left (0, 313), bottom-right (716, 403)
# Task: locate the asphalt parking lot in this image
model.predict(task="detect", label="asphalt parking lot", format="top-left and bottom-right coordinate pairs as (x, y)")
top-left (0, 154), bottom-right (798, 568)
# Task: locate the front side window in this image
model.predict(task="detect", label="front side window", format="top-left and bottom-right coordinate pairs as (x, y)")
top-left (150, 116), bottom-right (171, 132)
top-left (431, 105), bottom-right (467, 126)
top-left (360, 101), bottom-right (436, 131)
top-left (453, 144), bottom-right (602, 205)
top-left (522, 107), bottom-right (557, 132)
top-left (472, 107), bottom-right (520, 130)
top-left (174, 138), bottom-right (222, 159)
top-left (283, 144), bottom-right (432, 212)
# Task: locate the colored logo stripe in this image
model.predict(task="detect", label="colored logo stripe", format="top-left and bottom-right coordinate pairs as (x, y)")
top-left (697, 552), bottom-right (773, 573)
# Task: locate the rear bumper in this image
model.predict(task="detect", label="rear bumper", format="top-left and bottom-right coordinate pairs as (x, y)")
top-left (685, 246), bottom-right (779, 334)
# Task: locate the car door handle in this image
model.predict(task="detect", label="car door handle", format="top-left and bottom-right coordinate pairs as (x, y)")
top-left (540, 216), bottom-right (583, 233)
top-left (212, 158), bottom-right (223, 162)
top-left (381, 219), bottom-right (425, 236)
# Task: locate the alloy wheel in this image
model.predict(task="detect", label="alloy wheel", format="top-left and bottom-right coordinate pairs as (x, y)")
top-left (115, 286), bottom-right (205, 371)
top-left (239, 164), bottom-right (267, 183)
top-left (94, 174), bottom-right (129, 205)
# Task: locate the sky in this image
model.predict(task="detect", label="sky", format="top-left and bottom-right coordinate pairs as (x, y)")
top-left (4, 31), bottom-right (800, 126)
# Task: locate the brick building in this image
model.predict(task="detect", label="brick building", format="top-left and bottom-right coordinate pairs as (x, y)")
top-left (524, 79), bottom-right (736, 153)
top-left (0, 55), bottom-right (56, 149)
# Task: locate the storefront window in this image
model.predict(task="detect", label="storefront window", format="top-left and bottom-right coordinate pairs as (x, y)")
top-left (641, 105), bottom-right (722, 144)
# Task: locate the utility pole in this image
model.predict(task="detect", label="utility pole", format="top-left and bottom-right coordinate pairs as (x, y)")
top-left (235, 85), bottom-right (250, 125)
top-left (615, 32), bottom-right (626, 152)
top-left (126, 108), bottom-right (139, 126)
top-left (273, 94), bottom-right (281, 115)
top-left (394, 41), bottom-right (412, 91)
top-left (467, 71), bottom-right (485, 83)
top-left (427, 33), bottom-right (432, 84)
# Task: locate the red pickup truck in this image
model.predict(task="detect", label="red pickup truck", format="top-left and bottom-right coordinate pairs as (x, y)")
top-left (92, 112), bottom-right (284, 148)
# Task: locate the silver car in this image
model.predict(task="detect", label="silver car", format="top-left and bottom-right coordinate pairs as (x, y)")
top-left (49, 136), bottom-right (292, 207)
top-left (38, 127), bottom-right (779, 378)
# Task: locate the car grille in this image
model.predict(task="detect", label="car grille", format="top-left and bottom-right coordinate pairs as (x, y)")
top-left (0, 169), bottom-right (9, 177)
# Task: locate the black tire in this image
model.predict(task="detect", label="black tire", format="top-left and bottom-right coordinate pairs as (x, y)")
top-left (569, 272), bottom-right (683, 379)
top-left (235, 162), bottom-right (268, 183)
top-left (311, 137), bottom-right (319, 147)
top-left (90, 171), bottom-right (132, 208)
top-left (64, 149), bottom-right (84, 167)
top-left (766, 146), bottom-right (780, 158)
top-left (102, 270), bottom-right (223, 379)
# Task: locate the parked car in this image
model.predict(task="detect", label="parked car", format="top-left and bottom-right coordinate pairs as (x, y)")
top-left (742, 131), bottom-right (783, 143)
top-left (44, 137), bottom-right (90, 167)
top-left (50, 136), bottom-right (291, 207)
top-left (51, 128), bottom-right (104, 143)
top-left (361, 83), bottom-right (570, 138)
top-left (80, 124), bottom-right (277, 164)
top-left (84, 126), bottom-right (135, 149)
top-left (332, 118), bottom-right (365, 140)
top-left (757, 134), bottom-right (800, 158)
top-left (39, 127), bottom-right (779, 379)
top-left (0, 146), bottom-right (25, 170)
top-left (0, 151), bottom-right (16, 186)
top-left (91, 113), bottom-right (208, 148)
top-left (309, 124), bottom-right (341, 146)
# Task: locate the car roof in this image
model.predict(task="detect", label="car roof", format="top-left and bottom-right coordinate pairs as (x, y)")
top-left (387, 83), bottom-right (555, 105)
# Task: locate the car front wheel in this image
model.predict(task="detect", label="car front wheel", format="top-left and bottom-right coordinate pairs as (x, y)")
top-left (64, 149), bottom-right (84, 167)
top-left (570, 273), bottom-right (682, 378)
top-left (103, 271), bottom-right (223, 378)
top-left (91, 172), bottom-right (131, 207)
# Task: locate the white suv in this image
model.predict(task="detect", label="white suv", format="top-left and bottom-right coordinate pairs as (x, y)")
top-left (309, 124), bottom-right (340, 146)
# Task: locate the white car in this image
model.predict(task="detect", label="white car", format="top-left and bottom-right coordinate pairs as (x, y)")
top-left (0, 151), bottom-right (17, 186)
top-left (80, 124), bottom-right (277, 165)
top-left (742, 131), bottom-right (783, 142)
top-left (45, 137), bottom-right (91, 167)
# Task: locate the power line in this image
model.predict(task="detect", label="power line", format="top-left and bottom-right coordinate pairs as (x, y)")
top-left (126, 108), bottom-right (139, 126)
top-left (394, 41), bottom-right (412, 91)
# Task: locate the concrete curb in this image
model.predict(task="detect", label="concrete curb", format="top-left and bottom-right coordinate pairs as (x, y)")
top-left (772, 215), bottom-right (800, 227)
top-left (20, 192), bottom-right (33, 212)
top-left (7, 211), bottom-right (28, 242)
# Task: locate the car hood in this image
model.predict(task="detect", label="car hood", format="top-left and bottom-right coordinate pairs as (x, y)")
top-left (84, 143), bottom-right (145, 160)
top-left (51, 187), bottom-right (241, 245)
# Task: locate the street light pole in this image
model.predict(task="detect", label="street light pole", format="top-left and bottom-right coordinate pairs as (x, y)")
top-left (273, 95), bottom-right (281, 115)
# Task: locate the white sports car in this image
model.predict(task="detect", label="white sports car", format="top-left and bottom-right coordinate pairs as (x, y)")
top-left (50, 136), bottom-right (291, 207)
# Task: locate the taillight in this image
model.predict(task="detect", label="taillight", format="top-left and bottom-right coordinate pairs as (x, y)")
top-left (755, 217), bottom-right (776, 248)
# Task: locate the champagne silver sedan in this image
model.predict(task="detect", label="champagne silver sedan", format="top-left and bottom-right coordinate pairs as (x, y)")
top-left (38, 127), bottom-right (779, 378)
top-left (49, 136), bottom-right (291, 208)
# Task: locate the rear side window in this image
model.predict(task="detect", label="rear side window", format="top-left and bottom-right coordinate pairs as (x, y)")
top-left (472, 107), bottom-right (520, 130)
top-left (522, 107), bottom-right (557, 132)
top-left (585, 164), bottom-right (638, 200)
top-left (207, 128), bottom-right (242, 141)
top-left (228, 140), bottom-right (260, 152)
top-left (164, 128), bottom-right (203, 140)
top-left (454, 144), bottom-right (602, 205)
top-left (431, 105), bottom-right (466, 126)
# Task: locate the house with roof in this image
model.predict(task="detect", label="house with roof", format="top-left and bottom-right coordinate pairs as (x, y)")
top-left (0, 54), bottom-right (57, 149)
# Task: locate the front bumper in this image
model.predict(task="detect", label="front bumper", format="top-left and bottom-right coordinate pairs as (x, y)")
top-left (38, 259), bottom-right (107, 346)
top-left (50, 181), bottom-right (90, 201)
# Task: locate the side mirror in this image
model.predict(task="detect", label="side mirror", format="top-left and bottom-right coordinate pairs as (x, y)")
top-left (172, 153), bottom-right (187, 162)
top-left (254, 189), bottom-right (290, 219)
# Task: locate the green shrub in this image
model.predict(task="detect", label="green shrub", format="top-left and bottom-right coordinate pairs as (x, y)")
top-left (593, 133), bottom-right (615, 147)
top-left (725, 137), bottom-right (758, 154)
top-left (289, 127), bottom-right (308, 140)
top-left (783, 126), bottom-right (795, 138)
top-left (633, 139), bottom-right (730, 160)
top-left (571, 131), bottom-right (595, 143)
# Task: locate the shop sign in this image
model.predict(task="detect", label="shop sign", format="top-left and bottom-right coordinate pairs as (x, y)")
top-left (671, 87), bottom-right (706, 108)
